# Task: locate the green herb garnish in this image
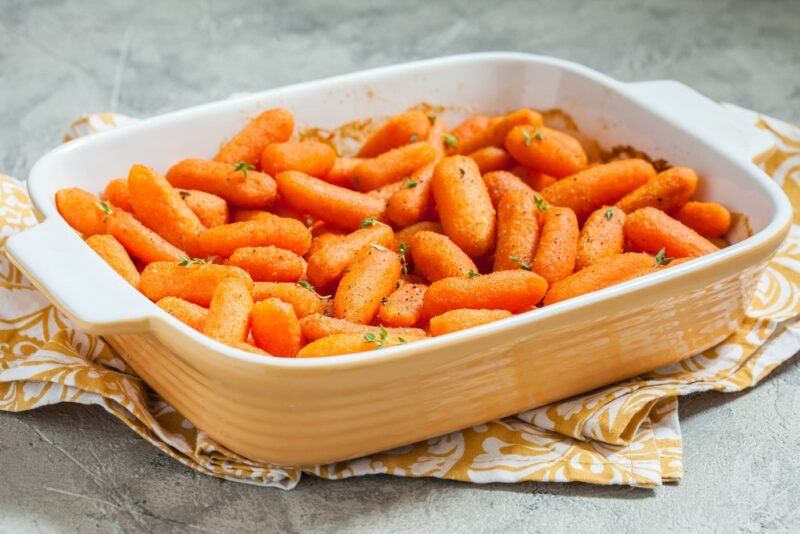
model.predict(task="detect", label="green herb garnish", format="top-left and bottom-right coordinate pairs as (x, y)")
top-left (522, 130), bottom-right (532, 147)
top-left (467, 269), bottom-right (479, 278)
top-left (427, 114), bottom-right (437, 125)
top-left (443, 134), bottom-right (458, 150)
top-left (604, 208), bottom-right (615, 220)
top-left (297, 280), bottom-right (331, 299)
top-left (178, 257), bottom-right (206, 266)
top-left (360, 217), bottom-right (378, 228)
top-left (534, 131), bottom-right (543, 140)
top-left (405, 180), bottom-right (418, 189)
top-left (653, 248), bottom-right (673, 267)
top-left (97, 201), bottom-right (112, 216)
top-left (510, 257), bottom-right (532, 271)
top-left (534, 195), bottom-right (549, 213)
top-left (233, 161), bottom-right (255, 177)
top-left (364, 326), bottom-right (389, 349)
top-left (398, 242), bottom-right (410, 275)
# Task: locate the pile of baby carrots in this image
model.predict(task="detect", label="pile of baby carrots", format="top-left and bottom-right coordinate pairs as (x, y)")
top-left (56, 106), bottom-right (732, 358)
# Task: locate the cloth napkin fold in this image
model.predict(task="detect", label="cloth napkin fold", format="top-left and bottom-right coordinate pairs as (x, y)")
top-left (1, 107), bottom-right (798, 489)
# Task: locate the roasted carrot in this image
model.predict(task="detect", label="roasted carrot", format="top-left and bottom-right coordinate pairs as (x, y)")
top-left (531, 206), bottom-right (579, 285)
top-left (393, 221), bottom-right (443, 252)
top-left (505, 125), bottom-right (587, 178)
top-left (482, 170), bottom-right (534, 208)
top-left (333, 245), bottom-right (402, 324)
top-left (494, 189), bottom-right (540, 272)
top-left (230, 209), bottom-right (271, 223)
top-left (429, 309), bottom-right (512, 336)
top-left (575, 206), bottom-right (626, 270)
top-left (378, 283), bottom-right (427, 327)
top-left (202, 277), bottom-right (253, 345)
top-left (156, 297), bottom-right (208, 331)
top-left (357, 109), bottom-right (432, 158)
top-left (385, 163), bottom-right (436, 227)
top-left (411, 230), bottom-right (477, 282)
top-left (55, 188), bottom-right (109, 237)
top-left (458, 109), bottom-right (543, 155)
top-left (166, 158), bottom-right (278, 209)
top-left (541, 159), bottom-right (656, 221)
top-left (297, 333), bottom-right (407, 358)
top-left (102, 178), bottom-right (133, 212)
top-left (176, 189), bottom-right (229, 228)
top-left (617, 167), bottom-right (697, 213)
top-left (367, 180), bottom-right (407, 203)
top-left (225, 246), bottom-right (305, 282)
top-left (352, 142), bottom-right (437, 191)
top-left (106, 209), bottom-right (186, 263)
top-left (624, 207), bottom-right (718, 258)
top-left (139, 261), bottom-right (253, 306)
top-left (423, 270), bottom-right (547, 317)
top-left (251, 282), bottom-right (326, 317)
top-left (260, 140), bottom-right (336, 178)
top-left (324, 157), bottom-right (364, 187)
top-left (299, 313), bottom-right (426, 341)
top-left (306, 222), bottom-right (393, 288)
top-left (510, 166), bottom-right (557, 191)
top-left (275, 170), bottom-right (385, 230)
top-left (251, 298), bottom-right (303, 357)
top-left (85, 234), bottom-right (140, 286)
top-left (307, 231), bottom-right (344, 258)
top-left (198, 213), bottom-right (311, 257)
top-left (674, 201), bottom-right (732, 238)
top-left (543, 253), bottom-right (655, 305)
top-left (450, 115), bottom-right (490, 148)
top-left (426, 115), bottom-right (449, 159)
top-left (214, 108), bottom-right (294, 167)
top-left (432, 156), bottom-right (496, 257)
top-left (468, 146), bottom-right (513, 174)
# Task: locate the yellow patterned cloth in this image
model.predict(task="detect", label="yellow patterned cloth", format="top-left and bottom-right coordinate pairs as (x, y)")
top-left (1, 108), bottom-right (799, 489)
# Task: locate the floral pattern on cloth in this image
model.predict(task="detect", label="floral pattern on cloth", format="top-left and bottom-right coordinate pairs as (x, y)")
top-left (1, 108), bottom-right (799, 489)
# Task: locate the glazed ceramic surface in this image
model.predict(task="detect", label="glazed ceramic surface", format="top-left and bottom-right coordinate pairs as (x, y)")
top-left (6, 53), bottom-right (791, 465)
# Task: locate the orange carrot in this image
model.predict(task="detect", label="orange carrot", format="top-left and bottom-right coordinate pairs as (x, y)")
top-left (617, 167), bottom-right (698, 213)
top-left (275, 170), bottom-right (385, 230)
top-left (166, 158), bottom-right (278, 209)
top-left (378, 283), bottom-right (427, 327)
top-left (156, 297), bottom-right (208, 331)
top-left (468, 146), bottom-right (513, 174)
top-left (102, 178), bottom-right (133, 212)
top-left (177, 189), bottom-right (229, 228)
top-left (458, 109), bottom-right (543, 155)
top-left (214, 108), bottom-right (294, 167)
top-left (366, 180), bottom-right (407, 203)
top-left (106, 209), bottom-right (186, 263)
top-left (423, 270), bottom-right (548, 317)
top-left (541, 159), bottom-right (656, 221)
top-left (510, 166), bottom-right (557, 191)
top-left (674, 201), bottom-right (732, 238)
top-left (575, 206), bottom-right (626, 270)
top-left (307, 231), bottom-right (345, 258)
top-left (299, 313), bottom-right (426, 341)
top-left (531, 206), bottom-right (579, 285)
top-left (410, 230), bottom-right (477, 282)
top-left (482, 170), bottom-right (534, 208)
top-left (505, 125), bottom-right (587, 178)
top-left (324, 157), bottom-right (364, 187)
top-left (251, 298), bottom-right (303, 357)
top-left (429, 309), bottom-right (512, 336)
top-left (55, 188), bottom-right (109, 237)
top-left (333, 245), bottom-right (402, 324)
top-left (450, 115), bottom-right (490, 148)
top-left (494, 189), bottom-right (540, 272)
top-left (306, 223), bottom-right (394, 288)
top-left (251, 282), bottom-right (326, 317)
top-left (432, 156), bottom-right (496, 257)
top-left (385, 162), bottom-right (436, 227)
top-left (198, 213), bottom-right (311, 257)
top-left (139, 261), bottom-right (253, 306)
top-left (202, 277), bottom-right (253, 345)
top-left (230, 209), bottom-right (271, 223)
top-left (543, 253), bottom-right (655, 305)
top-left (352, 142), bottom-right (437, 191)
top-left (260, 140), bottom-right (336, 178)
top-left (85, 234), bottom-right (140, 287)
top-left (225, 246), bottom-right (305, 282)
top-left (357, 109), bottom-right (432, 158)
top-left (393, 221), bottom-right (443, 252)
top-left (426, 116), bottom-right (449, 159)
top-left (297, 333), bottom-right (406, 358)
top-left (624, 207), bottom-right (718, 258)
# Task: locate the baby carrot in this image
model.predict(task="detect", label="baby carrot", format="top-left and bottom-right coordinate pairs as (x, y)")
top-left (575, 206), bottom-right (626, 270)
top-left (482, 170), bottom-right (534, 208)
top-left (450, 115), bottom-right (490, 146)
top-left (367, 180), bottom-right (407, 203)
top-left (225, 246), bottom-right (305, 282)
top-left (85, 234), bottom-right (140, 287)
top-left (378, 283), bottom-right (427, 327)
top-left (299, 313), bottom-right (426, 341)
top-left (422, 270), bottom-right (548, 317)
top-left (306, 223), bottom-right (394, 288)
top-left (102, 178), bottom-right (133, 212)
top-left (198, 213), bottom-right (311, 257)
top-left (230, 209), bottom-right (271, 223)
top-left (511, 166), bottom-right (557, 191)
top-left (127, 164), bottom-right (206, 257)
top-left (106, 210), bottom-right (186, 263)
top-left (139, 261), bottom-right (253, 306)
top-left (543, 253), bottom-right (655, 305)
top-left (429, 309), bottom-right (513, 336)
top-left (251, 282), bottom-right (326, 317)
top-left (426, 116), bottom-right (449, 159)
top-left (307, 231), bottom-right (344, 258)
top-left (55, 188), bottom-right (109, 237)
top-left (214, 108), bottom-right (294, 167)
top-left (494, 189), bottom-right (540, 272)
top-left (432, 156), bottom-right (496, 257)
top-left (251, 298), bottom-right (303, 357)
top-left (624, 207), bottom-right (718, 258)
top-left (177, 189), bottom-right (229, 228)
top-left (297, 333), bottom-right (407, 358)
top-left (393, 221), bottom-right (443, 252)
top-left (357, 109), bottom-right (432, 158)
top-left (166, 158), bottom-right (278, 209)
top-left (531, 207), bottom-right (579, 285)
top-left (505, 125), bottom-right (587, 178)
top-left (156, 297), bottom-right (208, 331)
top-left (324, 157), bottom-right (364, 187)
top-left (275, 170), bottom-right (385, 230)
top-left (458, 109), bottom-right (543, 155)
top-left (352, 142), bottom-right (437, 191)
top-left (333, 245), bottom-right (402, 324)
top-left (617, 167), bottom-right (698, 213)
top-left (385, 162), bottom-right (436, 227)
top-left (411, 230), bottom-right (477, 282)
top-left (260, 140), bottom-right (336, 178)
top-left (203, 277), bottom-right (253, 345)
top-left (542, 159), bottom-right (656, 221)
top-left (674, 201), bottom-right (732, 238)
top-left (468, 146), bottom-right (513, 174)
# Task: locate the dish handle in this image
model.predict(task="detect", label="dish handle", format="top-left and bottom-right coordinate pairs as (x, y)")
top-left (5, 218), bottom-right (152, 335)
top-left (624, 80), bottom-right (775, 164)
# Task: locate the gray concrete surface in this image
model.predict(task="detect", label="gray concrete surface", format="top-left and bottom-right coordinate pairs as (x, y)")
top-left (1, 0), bottom-right (800, 532)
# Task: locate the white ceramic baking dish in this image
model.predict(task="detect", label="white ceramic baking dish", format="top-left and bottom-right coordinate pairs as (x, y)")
top-left (6, 53), bottom-right (791, 466)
